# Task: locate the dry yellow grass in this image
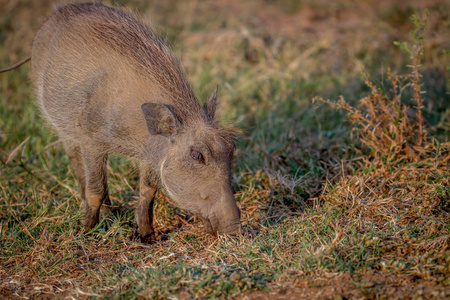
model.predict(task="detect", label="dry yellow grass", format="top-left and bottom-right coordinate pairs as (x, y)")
top-left (1, 0), bottom-right (449, 298)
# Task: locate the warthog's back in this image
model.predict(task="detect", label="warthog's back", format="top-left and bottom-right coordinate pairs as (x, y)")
top-left (31, 3), bottom-right (201, 152)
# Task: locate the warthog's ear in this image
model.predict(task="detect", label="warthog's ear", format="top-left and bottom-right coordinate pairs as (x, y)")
top-left (141, 102), bottom-right (180, 137)
top-left (203, 85), bottom-right (218, 121)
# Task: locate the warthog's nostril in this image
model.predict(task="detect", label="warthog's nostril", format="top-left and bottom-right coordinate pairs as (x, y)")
top-left (225, 226), bottom-right (241, 236)
top-left (219, 222), bottom-right (242, 235)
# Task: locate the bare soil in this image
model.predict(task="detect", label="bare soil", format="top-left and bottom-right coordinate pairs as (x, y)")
top-left (239, 273), bottom-right (450, 300)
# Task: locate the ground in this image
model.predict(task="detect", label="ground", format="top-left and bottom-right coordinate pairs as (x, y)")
top-left (0, 0), bottom-right (449, 299)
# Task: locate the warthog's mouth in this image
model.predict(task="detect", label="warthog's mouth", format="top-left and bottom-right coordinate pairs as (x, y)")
top-left (198, 215), bottom-right (241, 236)
top-left (198, 216), bottom-right (215, 235)
top-left (220, 222), bottom-right (242, 235)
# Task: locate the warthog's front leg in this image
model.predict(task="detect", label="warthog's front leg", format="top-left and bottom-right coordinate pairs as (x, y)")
top-left (80, 146), bottom-right (110, 228)
top-left (136, 163), bottom-right (157, 243)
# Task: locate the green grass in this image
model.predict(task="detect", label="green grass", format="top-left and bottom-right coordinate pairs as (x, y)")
top-left (1, 0), bottom-right (449, 299)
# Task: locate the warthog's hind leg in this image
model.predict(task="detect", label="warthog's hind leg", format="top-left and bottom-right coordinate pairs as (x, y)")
top-left (64, 141), bottom-right (86, 201)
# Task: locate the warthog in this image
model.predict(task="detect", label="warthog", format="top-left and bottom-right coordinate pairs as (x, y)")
top-left (30, 2), bottom-right (241, 243)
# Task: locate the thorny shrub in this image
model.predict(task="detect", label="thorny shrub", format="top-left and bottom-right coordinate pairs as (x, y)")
top-left (315, 12), bottom-right (449, 245)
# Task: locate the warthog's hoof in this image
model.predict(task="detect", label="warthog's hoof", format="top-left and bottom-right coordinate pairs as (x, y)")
top-left (140, 232), bottom-right (156, 244)
top-left (81, 207), bottom-right (100, 229)
top-left (81, 218), bottom-right (98, 230)
top-left (100, 204), bottom-right (112, 216)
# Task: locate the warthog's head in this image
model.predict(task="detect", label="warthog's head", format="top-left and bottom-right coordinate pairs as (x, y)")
top-left (141, 88), bottom-right (241, 235)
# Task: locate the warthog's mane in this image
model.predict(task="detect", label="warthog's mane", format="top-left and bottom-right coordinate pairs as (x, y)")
top-left (54, 2), bottom-right (200, 122)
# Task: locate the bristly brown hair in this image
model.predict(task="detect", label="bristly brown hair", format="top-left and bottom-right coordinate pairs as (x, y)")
top-left (54, 2), bottom-right (202, 122)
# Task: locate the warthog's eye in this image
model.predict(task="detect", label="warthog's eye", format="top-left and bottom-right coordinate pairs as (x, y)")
top-left (190, 149), bottom-right (205, 164)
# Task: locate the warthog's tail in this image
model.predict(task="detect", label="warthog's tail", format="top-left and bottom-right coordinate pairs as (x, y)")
top-left (0, 56), bottom-right (31, 73)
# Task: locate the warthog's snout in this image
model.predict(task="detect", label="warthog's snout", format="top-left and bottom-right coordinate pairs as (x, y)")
top-left (199, 191), bottom-right (241, 235)
top-left (200, 215), bottom-right (241, 235)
